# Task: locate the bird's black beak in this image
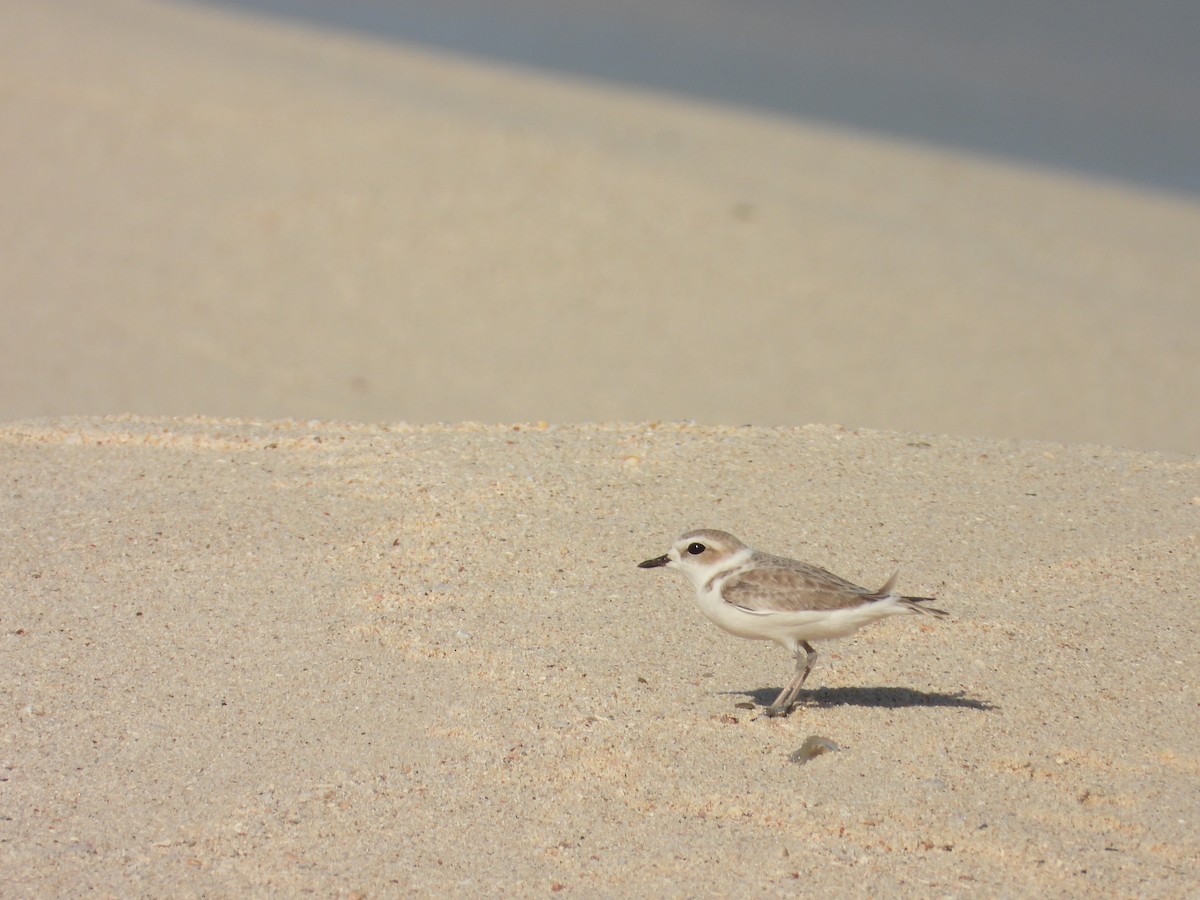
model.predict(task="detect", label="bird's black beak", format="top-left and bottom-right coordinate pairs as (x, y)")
top-left (638, 554), bottom-right (669, 569)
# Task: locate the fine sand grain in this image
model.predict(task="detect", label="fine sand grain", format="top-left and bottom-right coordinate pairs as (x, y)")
top-left (2, 417), bottom-right (1197, 895)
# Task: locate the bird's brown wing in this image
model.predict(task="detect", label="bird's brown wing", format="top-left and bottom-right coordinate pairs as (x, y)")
top-left (720, 561), bottom-right (875, 614)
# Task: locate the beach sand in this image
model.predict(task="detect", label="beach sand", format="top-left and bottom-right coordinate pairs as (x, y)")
top-left (3, 0), bottom-right (1198, 451)
top-left (3, 1), bottom-right (1199, 894)
top-left (3, 416), bottom-right (1197, 894)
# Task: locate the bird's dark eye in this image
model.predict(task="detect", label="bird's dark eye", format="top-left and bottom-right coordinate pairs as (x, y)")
top-left (687, 542), bottom-right (706, 555)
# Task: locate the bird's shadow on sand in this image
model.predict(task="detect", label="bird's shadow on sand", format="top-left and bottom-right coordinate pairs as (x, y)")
top-left (724, 685), bottom-right (995, 712)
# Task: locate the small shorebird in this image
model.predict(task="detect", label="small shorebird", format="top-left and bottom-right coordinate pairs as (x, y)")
top-left (639, 528), bottom-right (947, 717)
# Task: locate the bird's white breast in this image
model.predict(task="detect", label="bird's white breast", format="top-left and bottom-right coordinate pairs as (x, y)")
top-left (690, 557), bottom-right (778, 642)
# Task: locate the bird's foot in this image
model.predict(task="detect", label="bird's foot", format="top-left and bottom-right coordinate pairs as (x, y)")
top-left (760, 702), bottom-right (795, 719)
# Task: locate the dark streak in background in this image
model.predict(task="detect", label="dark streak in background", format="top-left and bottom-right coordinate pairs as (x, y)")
top-left (189, 0), bottom-right (1200, 196)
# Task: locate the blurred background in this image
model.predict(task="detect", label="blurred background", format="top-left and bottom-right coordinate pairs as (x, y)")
top-left (3, 0), bottom-right (1198, 450)
top-left (202, 0), bottom-right (1200, 195)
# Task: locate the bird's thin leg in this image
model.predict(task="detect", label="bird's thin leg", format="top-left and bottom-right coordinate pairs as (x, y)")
top-left (764, 642), bottom-right (818, 717)
top-left (765, 670), bottom-right (805, 717)
top-left (797, 641), bottom-right (817, 688)
top-left (763, 643), bottom-right (820, 720)
top-left (778, 641), bottom-right (818, 709)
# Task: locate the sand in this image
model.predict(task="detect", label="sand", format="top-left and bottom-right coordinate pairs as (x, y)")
top-left (3, 0), bottom-right (1199, 894)
top-left (2, 416), bottom-right (1198, 895)
top-left (2, 0), bottom-right (1199, 451)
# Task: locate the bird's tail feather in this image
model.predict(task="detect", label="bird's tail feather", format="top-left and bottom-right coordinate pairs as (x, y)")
top-left (874, 570), bottom-right (948, 617)
top-left (900, 595), bottom-right (949, 618)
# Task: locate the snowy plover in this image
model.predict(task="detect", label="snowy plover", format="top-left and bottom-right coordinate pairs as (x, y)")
top-left (639, 529), bottom-right (947, 717)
